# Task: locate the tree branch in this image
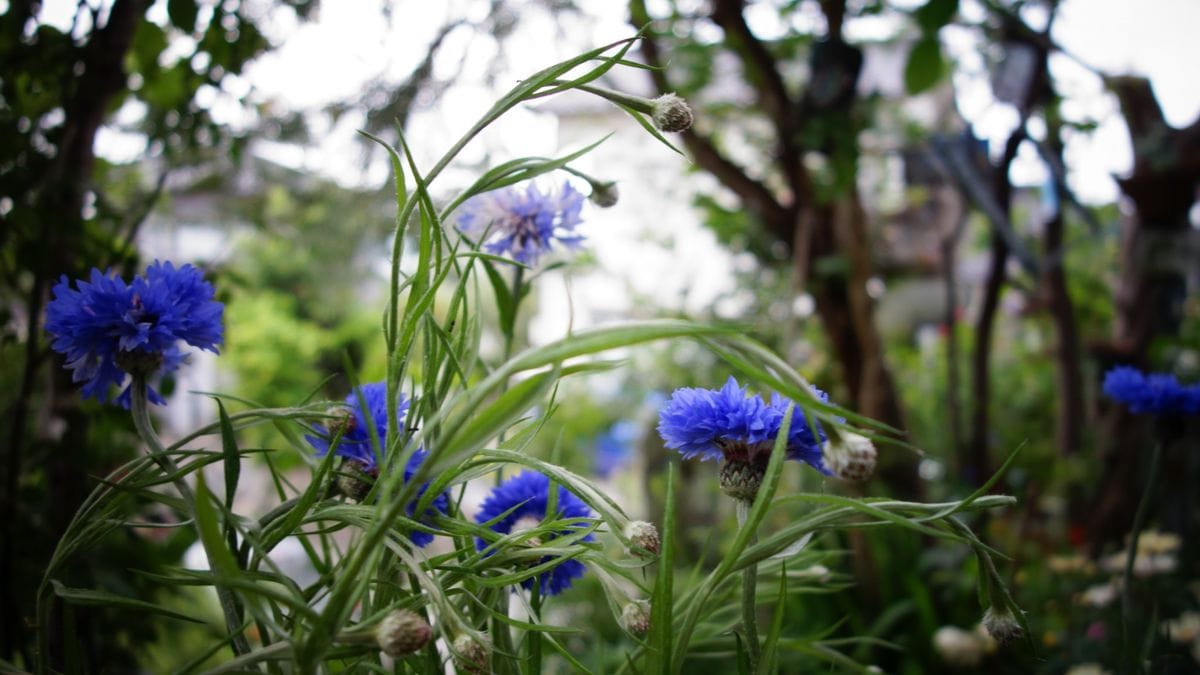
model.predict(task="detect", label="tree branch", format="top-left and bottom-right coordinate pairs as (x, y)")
top-left (629, 0), bottom-right (788, 230)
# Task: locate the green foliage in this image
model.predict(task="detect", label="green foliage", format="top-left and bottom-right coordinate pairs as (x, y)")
top-left (20, 36), bottom-right (1023, 674)
top-left (904, 36), bottom-right (946, 95)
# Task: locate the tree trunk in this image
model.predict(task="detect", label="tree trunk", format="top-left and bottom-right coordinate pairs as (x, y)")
top-left (1085, 77), bottom-right (1199, 548)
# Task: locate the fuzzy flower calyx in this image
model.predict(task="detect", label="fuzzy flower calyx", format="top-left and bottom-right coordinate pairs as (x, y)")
top-left (475, 471), bottom-right (594, 596)
top-left (625, 520), bottom-right (660, 557)
top-left (305, 382), bottom-right (448, 547)
top-left (982, 606), bottom-right (1023, 644)
top-left (651, 93), bottom-right (694, 132)
top-left (456, 181), bottom-right (585, 265)
top-left (1102, 366), bottom-right (1200, 416)
top-left (657, 377), bottom-right (831, 498)
top-left (452, 635), bottom-right (490, 674)
top-left (589, 180), bottom-right (619, 208)
top-left (621, 600), bottom-right (651, 637)
top-left (821, 431), bottom-right (877, 482)
top-left (374, 609), bottom-right (432, 657)
top-left (44, 261), bottom-right (223, 407)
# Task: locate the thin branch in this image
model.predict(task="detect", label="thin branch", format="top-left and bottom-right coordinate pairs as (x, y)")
top-left (629, 0), bottom-right (788, 229)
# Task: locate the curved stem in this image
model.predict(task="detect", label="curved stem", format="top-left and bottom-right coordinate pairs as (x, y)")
top-left (129, 378), bottom-right (253, 659)
top-left (736, 498), bottom-right (760, 672)
top-left (1121, 435), bottom-right (1163, 673)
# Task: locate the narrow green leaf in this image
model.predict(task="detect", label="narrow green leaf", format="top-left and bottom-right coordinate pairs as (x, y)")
top-left (51, 580), bottom-right (204, 624)
top-left (193, 471), bottom-right (239, 578)
top-left (646, 461), bottom-right (676, 675)
top-left (215, 399), bottom-right (240, 513)
top-left (757, 563), bottom-right (787, 675)
top-left (438, 370), bottom-right (557, 464)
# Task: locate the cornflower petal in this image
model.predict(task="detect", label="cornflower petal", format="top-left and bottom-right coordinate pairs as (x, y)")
top-left (456, 181), bottom-right (586, 265)
top-left (304, 381), bottom-right (448, 547)
top-left (44, 261), bottom-right (223, 407)
top-left (1103, 366), bottom-right (1200, 416)
top-left (474, 471), bottom-right (594, 596)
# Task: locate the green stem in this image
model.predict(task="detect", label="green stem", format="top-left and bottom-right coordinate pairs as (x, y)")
top-left (736, 498), bottom-right (760, 672)
top-left (501, 266), bottom-right (526, 363)
top-left (527, 585), bottom-right (543, 675)
top-left (495, 265), bottom-right (526, 488)
top-left (129, 377), bottom-right (253, 659)
top-left (1121, 436), bottom-right (1163, 673)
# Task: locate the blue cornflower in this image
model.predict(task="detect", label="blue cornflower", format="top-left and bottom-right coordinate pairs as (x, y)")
top-left (305, 382), bottom-right (448, 547)
top-left (456, 181), bottom-right (585, 265)
top-left (657, 376), bottom-right (829, 469)
top-left (475, 471), bottom-right (594, 596)
top-left (658, 377), bottom-right (830, 499)
top-left (44, 261), bottom-right (223, 407)
top-left (306, 381), bottom-right (405, 470)
top-left (1103, 366), bottom-right (1200, 416)
top-left (595, 420), bottom-right (637, 478)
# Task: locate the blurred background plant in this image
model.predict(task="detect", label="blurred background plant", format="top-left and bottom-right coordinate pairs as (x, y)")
top-left (3, 0), bottom-right (1198, 672)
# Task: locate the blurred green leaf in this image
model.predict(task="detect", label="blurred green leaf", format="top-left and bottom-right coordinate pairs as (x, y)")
top-left (915, 0), bottom-right (959, 33)
top-left (167, 0), bottom-right (199, 33)
top-left (904, 36), bottom-right (945, 95)
top-left (51, 580), bottom-right (204, 624)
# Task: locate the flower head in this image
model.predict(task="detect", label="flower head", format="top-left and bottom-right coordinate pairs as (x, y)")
top-left (456, 181), bottom-right (585, 265)
top-left (307, 382), bottom-right (404, 470)
top-left (44, 261), bottom-right (223, 407)
top-left (1102, 366), bottom-right (1200, 416)
top-left (657, 376), bottom-right (830, 469)
top-left (475, 471), bottom-right (594, 596)
top-left (305, 382), bottom-right (448, 547)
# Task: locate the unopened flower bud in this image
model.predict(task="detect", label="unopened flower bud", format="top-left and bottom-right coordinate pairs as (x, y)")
top-left (621, 600), bottom-right (651, 637)
top-left (651, 93), bottom-right (693, 132)
top-left (982, 606), bottom-right (1022, 644)
top-left (589, 181), bottom-right (619, 208)
top-left (452, 634), bottom-right (490, 674)
top-left (719, 457), bottom-right (766, 501)
top-left (337, 459), bottom-right (376, 502)
top-left (625, 520), bottom-right (660, 557)
top-left (821, 431), bottom-right (877, 482)
top-left (375, 609), bottom-right (432, 657)
top-left (324, 404), bottom-right (357, 436)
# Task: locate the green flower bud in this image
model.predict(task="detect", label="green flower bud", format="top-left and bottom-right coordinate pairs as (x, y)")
top-left (374, 609), bottom-right (432, 657)
top-left (452, 634), bottom-right (490, 674)
top-left (625, 520), bottom-right (660, 557)
top-left (982, 606), bottom-right (1023, 644)
top-left (336, 459), bottom-right (376, 502)
top-left (589, 181), bottom-right (619, 208)
top-left (621, 600), bottom-right (651, 637)
top-left (651, 93), bottom-right (693, 132)
top-left (821, 431), bottom-right (877, 482)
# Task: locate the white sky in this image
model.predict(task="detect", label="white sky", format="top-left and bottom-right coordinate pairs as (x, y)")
top-left (37, 0), bottom-right (1200, 192)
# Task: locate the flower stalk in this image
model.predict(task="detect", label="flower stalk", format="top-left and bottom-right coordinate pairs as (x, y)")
top-left (129, 377), bottom-right (252, 658)
top-left (1121, 435), bottom-right (1164, 671)
top-left (736, 498), bottom-right (760, 671)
